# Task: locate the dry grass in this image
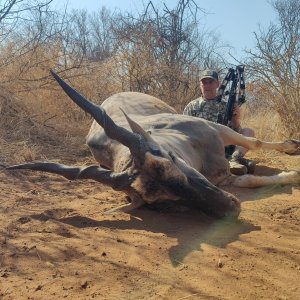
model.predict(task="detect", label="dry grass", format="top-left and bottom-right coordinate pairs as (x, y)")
top-left (241, 105), bottom-right (293, 163)
top-left (242, 106), bottom-right (285, 141)
top-left (0, 89), bottom-right (91, 166)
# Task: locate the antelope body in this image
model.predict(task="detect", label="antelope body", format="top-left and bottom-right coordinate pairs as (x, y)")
top-left (7, 71), bottom-right (300, 218)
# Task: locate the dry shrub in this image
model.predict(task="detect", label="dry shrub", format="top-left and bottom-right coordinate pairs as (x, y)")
top-left (8, 141), bottom-right (41, 163)
top-left (242, 105), bottom-right (285, 141)
top-left (63, 60), bottom-right (123, 108)
top-left (246, 82), bottom-right (300, 140)
top-left (0, 91), bottom-right (34, 141)
top-left (241, 105), bottom-right (291, 162)
top-left (0, 89), bottom-right (90, 165)
top-left (0, 92), bottom-right (41, 164)
top-left (0, 43), bottom-right (121, 165)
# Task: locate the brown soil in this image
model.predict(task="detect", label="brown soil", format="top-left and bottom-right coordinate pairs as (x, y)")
top-left (0, 137), bottom-right (300, 299)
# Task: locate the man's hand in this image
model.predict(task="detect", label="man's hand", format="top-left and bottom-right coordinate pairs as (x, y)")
top-left (232, 106), bottom-right (241, 130)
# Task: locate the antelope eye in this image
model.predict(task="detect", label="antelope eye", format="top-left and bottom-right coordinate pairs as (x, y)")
top-left (151, 148), bottom-right (162, 156)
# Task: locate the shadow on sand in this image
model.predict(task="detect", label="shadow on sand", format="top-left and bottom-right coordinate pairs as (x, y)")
top-left (30, 206), bottom-right (260, 266)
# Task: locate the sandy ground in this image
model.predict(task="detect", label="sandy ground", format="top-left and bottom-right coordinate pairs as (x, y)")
top-left (0, 146), bottom-right (300, 300)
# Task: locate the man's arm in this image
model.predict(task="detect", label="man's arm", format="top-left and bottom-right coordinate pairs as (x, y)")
top-left (183, 103), bottom-right (191, 115)
top-left (183, 99), bottom-right (202, 116)
top-left (232, 106), bottom-right (242, 131)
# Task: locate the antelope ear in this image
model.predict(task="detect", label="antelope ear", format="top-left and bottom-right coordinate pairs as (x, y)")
top-left (120, 108), bottom-right (161, 151)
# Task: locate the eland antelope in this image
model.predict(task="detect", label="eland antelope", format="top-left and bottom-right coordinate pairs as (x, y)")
top-left (7, 71), bottom-right (300, 218)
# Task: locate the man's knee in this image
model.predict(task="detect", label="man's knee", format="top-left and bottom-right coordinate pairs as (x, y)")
top-left (240, 127), bottom-right (255, 138)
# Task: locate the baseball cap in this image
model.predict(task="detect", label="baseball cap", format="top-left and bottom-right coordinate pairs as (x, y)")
top-left (200, 69), bottom-right (219, 81)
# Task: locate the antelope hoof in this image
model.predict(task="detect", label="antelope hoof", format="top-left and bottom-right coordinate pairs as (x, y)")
top-left (284, 139), bottom-right (300, 155)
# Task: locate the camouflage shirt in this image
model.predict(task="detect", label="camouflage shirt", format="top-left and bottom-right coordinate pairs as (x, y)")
top-left (183, 97), bottom-right (227, 124)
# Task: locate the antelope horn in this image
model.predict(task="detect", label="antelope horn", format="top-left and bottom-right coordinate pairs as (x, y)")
top-left (50, 70), bottom-right (148, 163)
top-left (7, 162), bottom-right (137, 190)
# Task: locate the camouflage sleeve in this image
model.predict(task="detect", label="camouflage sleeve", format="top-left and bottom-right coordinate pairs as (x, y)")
top-left (183, 102), bottom-right (193, 115)
top-left (183, 98), bottom-right (202, 116)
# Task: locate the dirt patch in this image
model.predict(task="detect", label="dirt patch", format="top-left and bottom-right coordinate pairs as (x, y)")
top-left (0, 149), bottom-right (299, 299)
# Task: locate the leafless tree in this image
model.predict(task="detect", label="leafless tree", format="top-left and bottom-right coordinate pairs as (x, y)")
top-left (89, 7), bottom-right (115, 62)
top-left (51, 7), bottom-right (116, 71)
top-left (111, 0), bottom-right (228, 108)
top-left (0, 0), bottom-right (53, 40)
top-left (246, 0), bottom-right (300, 138)
top-left (0, 0), bottom-right (61, 89)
